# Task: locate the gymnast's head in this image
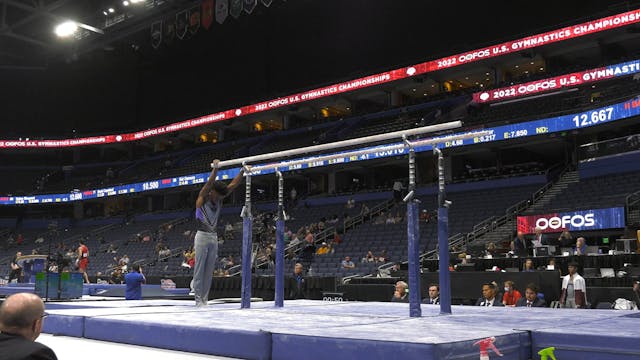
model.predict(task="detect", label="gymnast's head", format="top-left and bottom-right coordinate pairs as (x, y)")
top-left (209, 181), bottom-right (230, 201)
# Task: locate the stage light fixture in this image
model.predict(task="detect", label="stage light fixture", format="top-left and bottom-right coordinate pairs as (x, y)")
top-left (123, 1), bottom-right (130, 5)
top-left (103, 11), bottom-right (108, 15)
top-left (55, 21), bottom-right (78, 37)
top-left (108, 7), bottom-right (115, 13)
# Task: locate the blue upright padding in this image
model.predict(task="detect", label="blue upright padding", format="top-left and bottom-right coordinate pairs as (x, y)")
top-left (84, 316), bottom-right (272, 360)
top-left (241, 216), bottom-right (253, 308)
top-left (437, 206), bottom-right (451, 314)
top-left (406, 201), bottom-right (421, 317)
top-left (274, 219), bottom-right (285, 307)
top-left (41, 314), bottom-right (85, 337)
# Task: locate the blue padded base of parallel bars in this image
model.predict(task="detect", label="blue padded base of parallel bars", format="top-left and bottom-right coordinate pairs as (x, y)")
top-left (39, 300), bottom-right (640, 360)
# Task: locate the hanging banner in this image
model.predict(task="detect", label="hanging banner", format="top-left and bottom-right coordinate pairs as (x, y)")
top-left (230, 0), bottom-right (243, 19)
top-left (261, 0), bottom-right (272, 7)
top-left (202, 0), bottom-right (214, 29)
top-left (244, 0), bottom-right (257, 14)
top-left (150, 20), bottom-right (162, 49)
top-left (176, 9), bottom-right (189, 40)
top-left (163, 18), bottom-right (176, 45)
top-left (188, 6), bottom-right (201, 35)
top-left (216, 0), bottom-right (229, 24)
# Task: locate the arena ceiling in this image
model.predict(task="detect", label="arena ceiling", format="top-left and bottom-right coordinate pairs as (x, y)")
top-left (0, 0), bottom-right (205, 69)
top-left (2, 0), bottom-right (640, 138)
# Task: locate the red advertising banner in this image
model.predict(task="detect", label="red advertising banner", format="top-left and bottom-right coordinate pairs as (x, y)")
top-left (2, 8), bottom-right (640, 148)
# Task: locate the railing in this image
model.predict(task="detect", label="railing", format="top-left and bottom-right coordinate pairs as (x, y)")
top-left (626, 189), bottom-right (640, 224)
top-left (419, 164), bottom-right (573, 260)
top-left (237, 198), bottom-right (396, 276)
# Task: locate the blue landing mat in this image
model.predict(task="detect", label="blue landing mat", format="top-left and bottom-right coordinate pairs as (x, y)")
top-left (40, 300), bottom-right (640, 360)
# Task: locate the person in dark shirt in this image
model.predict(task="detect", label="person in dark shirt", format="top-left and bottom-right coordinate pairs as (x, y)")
top-left (0, 292), bottom-right (58, 360)
top-left (287, 263), bottom-right (307, 299)
top-left (8, 251), bottom-right (22, 283)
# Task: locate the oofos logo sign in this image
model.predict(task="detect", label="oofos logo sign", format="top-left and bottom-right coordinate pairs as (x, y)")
top-left (535, 214), bottom-right (595, 230)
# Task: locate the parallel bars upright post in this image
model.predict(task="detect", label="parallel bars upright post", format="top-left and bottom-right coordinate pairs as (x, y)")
top-left (274, 171), bottom-right (286, 307)
top-left (240, 163), bottom-right (253, 309)
top-left (403, 136), bottom-right (422, 317)
top-left (434, 147), bottom-right (452, 314)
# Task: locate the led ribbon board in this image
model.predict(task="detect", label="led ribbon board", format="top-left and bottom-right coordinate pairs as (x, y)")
top-left (473, 59), bottom-right (640, 103)
top-left (1, 9), bottom-right (640, 148)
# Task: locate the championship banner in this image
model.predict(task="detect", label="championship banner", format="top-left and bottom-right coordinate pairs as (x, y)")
top-left (216, 0), bottom-right (229, 24)
top-left (230, 0), bottom-right (243, 19)
top-left (176, 9), bottom-right (189, 40)
top-left (202, 0), bottom-right (214, 29)
top-left (260, 0), bottom-right (272, 7)
top-left (517, 207), bottom-right (626, 234)
top-left (188, 6), bottom-right (201, 35)
top-left (150, 20), bottom-right (162, 49)
top-left (163, 19), bottom-right (176, 44)
top-left (244, 0), bottom-right (257, 14)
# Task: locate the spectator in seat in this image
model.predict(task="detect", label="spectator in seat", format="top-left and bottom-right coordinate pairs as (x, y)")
top-left (109, 267), bottom-right (124, 284)
top-left (345, 197), bottom-right (355, 209)
top-left (560, 261), bottom-right (586, 308)
top-left (0, 292), bottom-right (58, 360)
top-left (341, 256), bottom-right (355, 269)
top-left (183, 247), bottom-right (195, 268)
top-left (362, 250), bottom-right (375, 263)
top-left (422, 284), bottom-right (440, 305)
top-left (287, 263), bottom-right (307, 300)
top-left (516, 283), bottom-right (547, 307)
top-left (391, 280), bottom-right (409, 303)
top-left (522, 258), bottom-right (535, 272)
top-left (392, 180), bottom-right (404, 203)
top-left (475, 282), bottom-right (504, 307)
top-left (331, 230), bottom-right (342, 248)
top-left (558, 230), bottom-right (574, 247)
top-left (360, 203), bottom-right (370, 220)
top-left (316, 242), bottom-right (330, 256)
top-left (502, 280), bottom-right (522, 307)
top-left (484, 242), bottom-right (498, 258)
top-left (377, 250), bottom-right (388, 263)
top-left (574, 237), bottom-right (587, 256)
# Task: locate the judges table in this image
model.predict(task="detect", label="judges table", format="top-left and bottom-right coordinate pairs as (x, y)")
top-left (345, 271), bottom-right (562, 304)
top-left (421, 254), bottom-right (639, 274)
top-left (208, 275), bottom-right (336, 300)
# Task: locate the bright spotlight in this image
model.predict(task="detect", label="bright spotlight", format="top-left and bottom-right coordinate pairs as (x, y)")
top-left (103, 10), bottom-right (108, 15)
top-left (108, 7), bottom-right (115, 13)
top-left (123, 0), bottom-right (129, 5)
top-left (55, 21), bottom-right (78, 37)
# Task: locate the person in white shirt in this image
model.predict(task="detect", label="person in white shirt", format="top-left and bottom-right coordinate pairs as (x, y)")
top-left (560, 261), bottom-right (586, 308)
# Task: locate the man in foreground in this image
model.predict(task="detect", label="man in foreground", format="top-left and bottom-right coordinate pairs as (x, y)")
top-left (0, 292), bottom-right (58, 360)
